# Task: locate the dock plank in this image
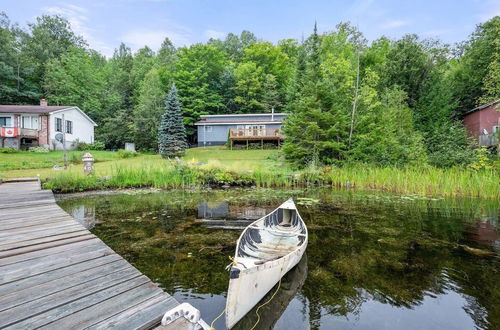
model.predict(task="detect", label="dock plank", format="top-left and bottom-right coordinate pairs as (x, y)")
top-left (0, 181), bottom-right (180, 329)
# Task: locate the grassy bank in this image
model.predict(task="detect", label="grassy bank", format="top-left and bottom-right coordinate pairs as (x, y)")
top-left (2, 147), bottom-right (497, 198)
top-left (0, 150), bottom-right (122, 171)
top-left (0, 147), bottom-right (278, 178)
top-left (43, 161), bottom-right (500, 199)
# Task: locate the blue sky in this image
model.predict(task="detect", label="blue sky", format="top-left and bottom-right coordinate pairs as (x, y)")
top-left (3, 0), bottom-right (499, 57)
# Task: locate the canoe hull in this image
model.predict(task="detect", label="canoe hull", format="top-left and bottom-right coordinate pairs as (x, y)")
top-left (225, 236), bottom-right (307, 329)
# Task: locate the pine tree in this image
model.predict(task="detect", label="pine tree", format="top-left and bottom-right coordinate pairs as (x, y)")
top-left (158, 83), bottom-right (188, 158)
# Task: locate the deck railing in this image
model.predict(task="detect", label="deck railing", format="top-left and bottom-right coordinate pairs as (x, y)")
top-left (229, 128), bottom-right (282, 139)
top-left (479, 134), bottom-right (498, 146)
top-left (20, 128), bottom-right (39, 138)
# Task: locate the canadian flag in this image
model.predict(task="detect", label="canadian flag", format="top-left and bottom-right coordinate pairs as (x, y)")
top-left (1, 127), bottom-right (18, 137)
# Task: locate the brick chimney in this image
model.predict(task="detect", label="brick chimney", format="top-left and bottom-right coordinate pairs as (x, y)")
top-left (40, 99), bottom-right (48, 106)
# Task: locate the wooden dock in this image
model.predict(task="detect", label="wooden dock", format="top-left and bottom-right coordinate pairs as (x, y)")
top-left (0, 181), bottom-right (179, 329)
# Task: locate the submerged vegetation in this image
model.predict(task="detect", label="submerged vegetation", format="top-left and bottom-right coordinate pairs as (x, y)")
top-left (43, 161), bottom-right (500, 199)
top-left (56, 187), bottom-right (499, 329)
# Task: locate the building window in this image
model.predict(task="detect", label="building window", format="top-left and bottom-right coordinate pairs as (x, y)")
top-left (66, 120), bottom-right (73, 134)
top-left (55, 118), bottom-right (62, 132)
top-left (204, 126), bottom-right (212, 132)
top-left (21, 116), bottom-right (39, 129)
top-left (0, 116), bottom-right (12, 127)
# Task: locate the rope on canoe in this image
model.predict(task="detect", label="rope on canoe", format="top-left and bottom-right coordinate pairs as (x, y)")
top-left (210, 256), bottom-right (238, 329)
top-left (209, 307), bottom-right (226, 330)
top-left (249, 265), bottom-right (285, 330)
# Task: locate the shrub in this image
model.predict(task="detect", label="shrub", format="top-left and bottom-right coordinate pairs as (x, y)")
top-left (117, 149), bottom-right (139, 159)
top-left (0, 147), bottom-right (18, 153)
top-left (74, 140), bottom-right (105, 151)
top-left (28, 146), bottom-right (49, 153)
top-left (469, 147), bottom-right (493, 171)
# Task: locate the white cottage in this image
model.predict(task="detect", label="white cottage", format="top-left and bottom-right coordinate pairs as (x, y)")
top-left (0, 99), bottom-right (97, 150)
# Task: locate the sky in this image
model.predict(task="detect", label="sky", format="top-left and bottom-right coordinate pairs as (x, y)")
top-left (2, 0), bottom-right (499, 57)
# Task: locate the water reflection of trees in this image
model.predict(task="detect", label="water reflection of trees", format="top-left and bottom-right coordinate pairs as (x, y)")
top-left (56, 188), bottom-right (499, 329)
top-left (301, 194), bottom-right (499, 329)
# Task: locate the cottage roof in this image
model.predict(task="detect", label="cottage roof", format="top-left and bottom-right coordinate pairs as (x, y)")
top-left (464, 99), bottom-right (500, 115)
top-left (199, 113), bottom-right (286, 118)
top-left (0, 105), bottom-right (97, 126)
top-left (0, 105), bottom-right (73, 113)
top-left (195, 112), bottom-right (286, 125)
top-left (195, 119), bottom-right (283, 125)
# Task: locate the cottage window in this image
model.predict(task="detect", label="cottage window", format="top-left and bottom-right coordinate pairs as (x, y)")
top-left (55, 118), bottom-right (62, 132)
top-left (21, 116), bottom-right (39, 129)
top-left (66, 120), bottom-right (73, 134)
top-left (0, 116), bottom-right (12, 127)
top-left (204, 126), bottom-right (212, 132)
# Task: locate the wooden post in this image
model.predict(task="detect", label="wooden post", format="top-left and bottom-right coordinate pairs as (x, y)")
top-left (261, 139), bottom-right (263, 149)
top-left (230, 139), bottom-right (233, 150)
top-left (62, 114), bottom-right (67, 169)
top-left (246, 140), bottom-right (249, 150)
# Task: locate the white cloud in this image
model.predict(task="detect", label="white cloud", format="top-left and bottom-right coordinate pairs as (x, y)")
top-left (379, 19), bottom-right (411, 29)
top-left (204, 29), bottom-right (226, 40)
top-left (42, 3), bottom-right (114, 57)
top-left (122, 30), bottom-right (191, 51)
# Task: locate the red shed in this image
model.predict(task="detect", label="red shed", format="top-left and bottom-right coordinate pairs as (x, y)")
top-left (462, 99), bottom-right (500, 146)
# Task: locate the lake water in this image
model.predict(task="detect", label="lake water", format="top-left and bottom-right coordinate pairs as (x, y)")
top-left (56, 188), bottom-right (499, 330)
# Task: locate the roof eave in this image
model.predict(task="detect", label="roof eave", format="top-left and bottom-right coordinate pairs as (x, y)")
top-left (464, 99), bottom-right (500, 116)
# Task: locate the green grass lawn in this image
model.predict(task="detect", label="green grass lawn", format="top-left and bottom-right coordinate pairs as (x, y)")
top-left (0, 147), bottom-right (281, 179)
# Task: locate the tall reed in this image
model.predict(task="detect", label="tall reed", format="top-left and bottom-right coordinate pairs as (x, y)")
top-left (43, 162), bottom-right (499, 199)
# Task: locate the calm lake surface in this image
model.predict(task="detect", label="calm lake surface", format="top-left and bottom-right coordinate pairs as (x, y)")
top-left (56, 188), bottom-right (499, 330)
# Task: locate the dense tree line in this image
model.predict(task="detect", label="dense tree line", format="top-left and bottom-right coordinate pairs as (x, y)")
top-left (0, 12), bottom-right (498, 166)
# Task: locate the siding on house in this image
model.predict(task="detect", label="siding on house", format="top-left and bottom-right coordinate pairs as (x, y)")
top-left (195, 113), bottom-right (286, 146)
top-left (49, 108), bottom-right (95, 150)
top-left (462, 100), bottom-right (500, 146)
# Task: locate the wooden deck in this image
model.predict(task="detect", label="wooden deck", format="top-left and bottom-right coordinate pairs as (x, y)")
top-left (229, 128), bottom-right (283, 149)
top-left (0, 181), bottom-right (179, 329)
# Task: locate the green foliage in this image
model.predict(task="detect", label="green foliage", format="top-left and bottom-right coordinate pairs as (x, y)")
top-left (233, 61), bottom-right (265, 112)
top-left (174, 44), bottom-right (226, 134)
top-left (468, 147), bottom-right (494, 171)
top-left (133, 68), bottom-right (165, 151)
top-left (24, 14), bottom-right (86, 87)
top-left (0, 12), bottom-right (40, 103)
top-left (28, 146), bottom-right (49, 152)
top-left (0, 147), bottom-right (18, 153)
top-left (452, 17), bottom-right (500, 112)
top-left (117, 149), bottom-right (139, 159)
top-left (381, 34), bottom-right (432, 108)
top-left (158, 84), bottom-right (188, 158)
top-left (43, 47), bottom-right (108, 122)
top-left (283, 26), bottom-right (427, 168)
top-left (74, 140), bottom-right (105, 151)
top-left (424, 123), bottom-right (475, 168)
top-left (0, 11), bottom-right (495, 170)
top-left (43, 160), bottom-right (500, 199)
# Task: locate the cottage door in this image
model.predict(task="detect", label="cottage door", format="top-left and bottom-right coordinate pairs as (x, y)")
top-left (245, 125), bottom-right (266, 136)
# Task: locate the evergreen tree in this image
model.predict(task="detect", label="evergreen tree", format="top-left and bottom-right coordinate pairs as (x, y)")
top-left (158, 84), bottom-right (188, 158)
